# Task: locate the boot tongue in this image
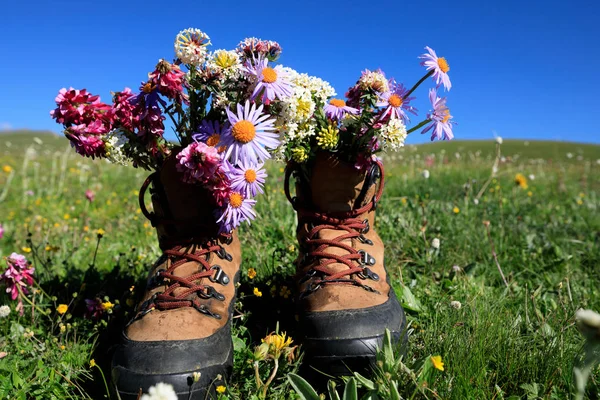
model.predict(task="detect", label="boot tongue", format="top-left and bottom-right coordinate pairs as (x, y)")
top-left (308, 153), bottom-right (370, 213)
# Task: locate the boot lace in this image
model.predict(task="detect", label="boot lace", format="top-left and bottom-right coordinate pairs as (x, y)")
top-left (131, 173), bottom-right (233, 323)
top-left (284, 159), bottom-right (385, 298)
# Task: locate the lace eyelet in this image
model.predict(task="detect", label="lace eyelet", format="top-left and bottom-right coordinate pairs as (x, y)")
top-left (209, 265), bottom-right (230, 285)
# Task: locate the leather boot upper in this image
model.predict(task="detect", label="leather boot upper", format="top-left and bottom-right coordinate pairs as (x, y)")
top-left (126, 156), bottom-right (241, 342)
top-left (287, 153), bottom-right (391, 313)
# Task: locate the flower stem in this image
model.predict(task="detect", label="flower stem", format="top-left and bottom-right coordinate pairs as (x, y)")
top-left (404, 70), bottom-right (434, 100)
top-left (94, 364), bottom-right (111, 400)
top-left (254, 361), bottom-right (263, 389)
top-left (16, 285), bottom-right (49, 321)
top-left (261, 358), bottom-right (279, 399)
top-left (407, 119), bottom-right (431, 134)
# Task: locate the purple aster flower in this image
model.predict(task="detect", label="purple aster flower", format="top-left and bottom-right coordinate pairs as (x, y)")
top-left (323, 99), bottom-right (359, 120)
top-left (227, 159), bottom-right (267, 198)
top-left (422, 89), bottom-right (454, 141)
top-left (244, 56), bottom-right (293, 104)
top-left (376, 81), bottom-right (417, 122)
top-left (216, 192), bottom-right (256, 233)
top-left (193, 119), bottom-right (230, 149)
top-left (221, 100), bottom-right (279, 165)
top-left (419, 46), bottom-right (451, 91)
top-left (1, 252), bottom-right (35, 301)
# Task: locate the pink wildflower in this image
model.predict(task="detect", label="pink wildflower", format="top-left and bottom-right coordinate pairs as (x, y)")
top-left (50, 88), bottom-right (111, 126)
top-left (1, 252), bottom-right (35, 301)
top-left (0, 224), bottom-right (4, 240)
top-left (85, 189), bottom-right (95, 202)
top-left (176, 142), bottom-right (221, 184)
top-left (210, 174), bottom-right (232, 207)
top-left (111, 88), bottom-right (138, 131)
top-left (65, 131), bottom-right (105, 158)
top-left (148, 60), bottom-right (188, 104)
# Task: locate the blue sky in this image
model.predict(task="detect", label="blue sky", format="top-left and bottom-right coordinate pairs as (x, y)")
top-left (0, 0), bottom-right (598, 143)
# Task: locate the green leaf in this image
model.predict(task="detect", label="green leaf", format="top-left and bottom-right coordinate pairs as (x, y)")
top-left (361, 393), bottom-right (379, 400)
top-left (354, 372), bottom-right (375, 391)
top-left (396, 284), bottom-right (422, 312)
top-left (232, 335), bottom-right (246, 351)
top-left (287, 373), bottom-right (320, 400)
top-left (343, 378), bottom-right (358, 400)
top-left (389, 381), bottom-right (403, 400)
top-left (328, 380), bottom-right (341, 400)
top-left (382, 328), bottom-right (395, 368)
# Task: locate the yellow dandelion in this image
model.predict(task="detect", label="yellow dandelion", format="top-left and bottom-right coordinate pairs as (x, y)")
top-left (247, 268), bottom-right (257, 280)
top-left (101, 301), bottom-right (114, 311)
top-left (401, 197), bottom-right (407, 205)
top-left (21, 247), bottom-right (31, 253)
top-left (527, 191), bottom-right (533, 197)
top-left (514, 173), bottom-right (528, 189)
top-left (216, 385), bottom-right (226, 394)
top-left (63, 214), bottom-right (70, 220)
top-left (90, 359), bottom-right (96, 368)
top-left (431, 355), bottom-right (444, 371)
top-left (56, 304), bottom-right (68, 315)
top-left (452, 206), bottom-right (460, 214)
top-left (577, 198), bottom-right (583, 205)
top-left (2, 165), bottom-right (13, 173)
top-left (262, 332), bottom-right (293, 354)
top-left (54, 222), bottom-right (61, 228)
top-left (253, 287), bottom-right (263, 297)
top-left (96, 228), bottom-right (105, 237)
top-left (59, 345), bottom-right (65, 350)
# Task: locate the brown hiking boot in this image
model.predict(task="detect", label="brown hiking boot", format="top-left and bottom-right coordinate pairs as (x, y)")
top-left (112, 156), bottom-right (241, 399)
top-left (285, 153), bottom-right (406, 375)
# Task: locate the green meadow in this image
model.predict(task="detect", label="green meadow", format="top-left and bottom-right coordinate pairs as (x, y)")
top-left (0, 132), bottom-right (599, 399)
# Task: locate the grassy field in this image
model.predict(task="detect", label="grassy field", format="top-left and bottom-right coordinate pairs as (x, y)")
top-left (0, 132), bottom-right (599, 399)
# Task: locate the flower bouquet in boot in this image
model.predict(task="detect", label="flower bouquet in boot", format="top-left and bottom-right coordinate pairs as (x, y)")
top-left (280, 47), bottom-right (455, 375)
top-left (51, 28), bottom-right (300, 398)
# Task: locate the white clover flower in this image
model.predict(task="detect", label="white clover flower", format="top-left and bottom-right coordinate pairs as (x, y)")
top-left (528, 174), bottom-right (535, 180)
top-left (431, 238), bottom-right (440, 249)
top-left (141, 382), bottom-right (178, 400)
top-left (379, 118), bottom-right (407, 151)
top-left (422, 169), bottom-right (430, 179)
top-left (104, 130), bottom-right (131, 166)
top-left (175, 28), bottom-right (211, 66)
top-left (567, 152), bottom-right (573, 159)
top-left (495, 136), bottom-right (503, 145)
top-left (450, 301), bottom-right (462, 309)
top-left (207, 49), bottom-right (241, 78)
top-left (473, 198), bottom-right (480, 205)
top-left (0, 305), bottom-right (10, 318)
top-left (359, 69), bottom-right (389, 93)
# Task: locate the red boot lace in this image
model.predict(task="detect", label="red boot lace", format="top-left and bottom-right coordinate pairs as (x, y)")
top-left (284, 160), bottom-right (385, 298)
top-left (131, 173), bottom-right (232, 322)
